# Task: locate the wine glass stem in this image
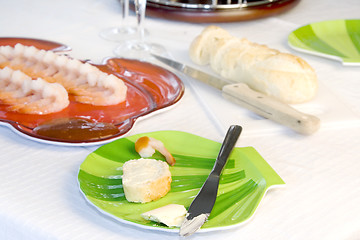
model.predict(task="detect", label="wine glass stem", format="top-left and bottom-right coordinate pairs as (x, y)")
top-left (118, 0), bottom-right (129, 26)
top-left (135, 0), bottom-right (147, 44)
top-left (122, 0), bottom-right (129, 23)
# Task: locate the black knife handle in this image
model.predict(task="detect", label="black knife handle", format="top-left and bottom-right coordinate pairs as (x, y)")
top-left (212, 125), bottom-right (242, 176)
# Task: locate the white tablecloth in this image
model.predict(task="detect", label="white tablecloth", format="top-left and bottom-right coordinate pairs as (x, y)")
top-left (1, 0), bottom-right (360, 239)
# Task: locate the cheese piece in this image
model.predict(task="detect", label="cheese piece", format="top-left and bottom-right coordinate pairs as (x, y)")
top-left (122, 158), bottom-right (172, 203)
top-left (141, 204), bottom-right (187, 227)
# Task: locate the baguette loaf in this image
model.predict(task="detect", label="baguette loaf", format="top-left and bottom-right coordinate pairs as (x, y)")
top-left (122, 158), bottom-right (172, 203)
top-left (189, 26), bottom-right (318, 104)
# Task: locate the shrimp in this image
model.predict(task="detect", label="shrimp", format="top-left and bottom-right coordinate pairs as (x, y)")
top-left (0, 67), bottom-right (69, 114)
top-left (135, 136), bottom-right (176, 166)
top-left (0, 43), bottom-right (127, 106)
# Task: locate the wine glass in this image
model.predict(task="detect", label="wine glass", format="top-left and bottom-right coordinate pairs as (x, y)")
top-left (113, 0), bottom-right (166, 59)
top-left (99, 0), bottom-right (136, 42)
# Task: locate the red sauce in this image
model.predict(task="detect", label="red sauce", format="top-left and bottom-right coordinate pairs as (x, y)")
top-left (33, 117), bottom-right (120, 141)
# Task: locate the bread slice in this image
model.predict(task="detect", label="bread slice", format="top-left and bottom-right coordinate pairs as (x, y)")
top-left (210, 37), bottom-right (250, 74)
top-left (122, 158), bottom-right (172, 203)
top-left (189, 25), bottom-right (232, 65)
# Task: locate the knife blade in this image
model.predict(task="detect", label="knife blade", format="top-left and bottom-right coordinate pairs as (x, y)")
top-left (152, 54), bottom-right (320, 135)
top-left (179, 125), bottom-right (242, 237)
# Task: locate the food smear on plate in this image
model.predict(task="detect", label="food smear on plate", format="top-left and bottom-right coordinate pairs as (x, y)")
top-left (122, 158), bottom-right (172, 203)
top-left (141, 204), bottom-right (187, 227)
top-left (0, 67), bottom-right (69, 114)
top-left (135, 136), bottom-right (176, 166)
top-left (0, 43), bottom-right (127, 106)
top-left (189, 25), bottom-right (318, 104)
top-left (33, 117), bottom-right (120, 140)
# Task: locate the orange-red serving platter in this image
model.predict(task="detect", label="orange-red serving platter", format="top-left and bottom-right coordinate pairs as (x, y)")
top-left (0, 38), bottom-right (184, 146)
top-left (0, 37), bottom-right (72, 52)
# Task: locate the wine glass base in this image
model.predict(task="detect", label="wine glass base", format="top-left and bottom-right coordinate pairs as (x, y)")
top-left (114, 40), bottom-right (167, 60)
top-left (99, 27), bottom-right (137, 42)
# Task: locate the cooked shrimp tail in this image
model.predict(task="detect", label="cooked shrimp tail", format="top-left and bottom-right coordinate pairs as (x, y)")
top-left (135, 136), bottom-right (176, 166)
top-left (0, 67), bottom-right (69, 114)
top-left (0, 43), bottom-right (127, 106)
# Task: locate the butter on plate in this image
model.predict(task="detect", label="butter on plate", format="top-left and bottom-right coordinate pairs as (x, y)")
top-left (141, 204), bottom-right (187, 227)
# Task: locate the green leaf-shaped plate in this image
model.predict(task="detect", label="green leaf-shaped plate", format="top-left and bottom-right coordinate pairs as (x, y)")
top-left (288, 19), bottom-right (360, 66)
top-left (78, 131), bottom-right (285, 232)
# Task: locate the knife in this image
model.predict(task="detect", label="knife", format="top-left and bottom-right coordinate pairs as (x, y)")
top-left (179, 125), bottom-right (242, 237)
top-left (152, 54), bottom-right (320, 135)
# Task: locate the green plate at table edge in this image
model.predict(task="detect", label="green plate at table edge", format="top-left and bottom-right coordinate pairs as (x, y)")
top-left (77, 130), bottom-right (285, 233)
top-left (288, 19), bottom-right (360, 66)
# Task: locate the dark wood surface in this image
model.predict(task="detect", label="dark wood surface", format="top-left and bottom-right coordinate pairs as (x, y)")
top-left (143, 0), bottom-right (300, 23)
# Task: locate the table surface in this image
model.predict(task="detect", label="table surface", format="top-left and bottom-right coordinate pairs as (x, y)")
top-left (1, 0), bottom-right (360, 239)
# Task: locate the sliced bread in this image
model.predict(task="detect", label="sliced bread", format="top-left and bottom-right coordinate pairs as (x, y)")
top-left (122, 158), bottom-right (172, 203)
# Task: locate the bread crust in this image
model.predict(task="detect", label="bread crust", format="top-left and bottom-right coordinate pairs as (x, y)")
top-left (122, 158), bottom-right (172, 203)
top-left (189, 25), bottom-right (232, 65)
top-left (189, 26), bottom-right (318, 104)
